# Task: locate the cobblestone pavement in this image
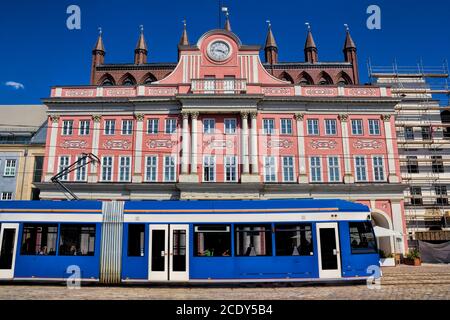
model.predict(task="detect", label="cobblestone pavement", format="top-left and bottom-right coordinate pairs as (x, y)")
top-left (0, 264), bottom-right (449, 300)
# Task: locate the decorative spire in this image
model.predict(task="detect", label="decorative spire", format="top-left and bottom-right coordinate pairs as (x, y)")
top-left (135, 25), bottom-right (148, 51)
top-left (134, 25), bottom-right (148, 65)
top-left (93, 27), bottom-right (105, 52)
top-left (304, 22), bottom-right (318, 63)
top-left (304, 23), bottom-right (316, 49)
top-left (264, 20), bottom-right (278, 65)
top-left (264, 20), bottom-right (277, 48)
top-left (223, 9), bottom-right (231, 31)
top-left (179, 19), bottom-right (189, 46)
top-left (343, 24), bottom-right (356, 49)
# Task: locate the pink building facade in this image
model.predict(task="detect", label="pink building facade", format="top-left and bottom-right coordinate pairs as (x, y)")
top-left (40, 27), bottom-right (406, 254)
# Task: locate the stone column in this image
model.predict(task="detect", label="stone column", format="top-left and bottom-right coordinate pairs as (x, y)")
top-left (133, 114), bottom-right (144, 183)
top-left (181, 111), bottom-right (190, 174)
top-left (250, 112), bottom-right (259, 174)
top-left (241, 112), bottom-right (250, 175)
top-left (382, 114), bottom-right (399, 183)
top-left (45, 115), bottom-right (60, 182)
top-left (339, 114), bottom-right (354, 183)
top-left (190, 112), bottom-right (199, 175)
top-left (295, 113), bottom-right (308, 183)
top-left (89, 115), bottom-right (102, 183)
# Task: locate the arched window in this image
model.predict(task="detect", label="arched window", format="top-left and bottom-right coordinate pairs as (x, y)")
top-left (141, 73), bottom-right (157, 85)
top-left (279, 72), bottom-right (294, 84)
top-left (297, 72), bottom-right (314, 85)
top-left (123, 78), bottom-right (135, 86)
top-left (102, 79), bottom-right (114, 86)
top-left (336, 72), bottom-right (353, 86)
top-left (317, 72), bottom-right (333, 85)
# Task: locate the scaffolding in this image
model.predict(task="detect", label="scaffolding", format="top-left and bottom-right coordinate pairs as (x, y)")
top-left (368, 59), bottom-right (450, 243)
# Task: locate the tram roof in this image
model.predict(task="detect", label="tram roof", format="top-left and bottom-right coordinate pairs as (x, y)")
top-left (0, 199), bottom-right (369, 214)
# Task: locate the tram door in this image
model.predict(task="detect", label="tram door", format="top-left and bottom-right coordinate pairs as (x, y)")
top-left (316, 223), bottom-right (342, 278)
top-left (148, 224), bottom-right (189, 281)
top-left (0, 223), bottom-right (19, 279)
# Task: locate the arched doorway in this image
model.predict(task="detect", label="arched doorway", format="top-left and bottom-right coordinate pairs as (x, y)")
top-left (371, 210), bottom-right (395, 256)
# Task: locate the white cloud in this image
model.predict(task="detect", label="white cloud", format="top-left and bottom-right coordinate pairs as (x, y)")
top-left (5, 81), bottom-right (25, 90)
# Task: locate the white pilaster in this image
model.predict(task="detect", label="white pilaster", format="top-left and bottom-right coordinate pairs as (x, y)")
top-left (89, 115), bottom-right (101, 183)
top-left (383, 114), bottom-right (399, 183)
top-left (250, 112), bottom-right (259, 174)
top-left (133, 114), bottom-right (144, 183)
top-left (181, 112), bottom-right (190, 174)
top-left (190, 112), bottom-right (199, 174)
top-left (391, 200), bottom-right (406, 254)
top-left (295, 113), bottom-right (308, 183)
top-left (241, 112), bottom-right (250, 174)
top-left (339, 114), bottom-right (354, 183)
top-left (45, 115), bottom-right (60, 181)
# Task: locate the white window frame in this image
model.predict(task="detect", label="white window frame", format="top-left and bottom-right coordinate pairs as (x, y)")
top-left (118, 156), bottom-right (132, 182)
top-left (165, 118), bottom-right (177, 134)
top-left (372, 155), bottom-right (385, 182)
top-left (104, 120), bottom-right (116, 135)
top-left (75, 156), bottom-right (87, 182)
top-left (224, 155), bottom-right (238, 182)
top-left (263, 156), bottom-right (277, 182)
top-left (203, 155), bottom-right (216, 182)
top-left (145, 155), bottom-right (158, 182)
top-left (354, 156), bottom-right (368, 182)
top-left (147, 118), bottom-right (159, 134)
top-left (307, 119), bottom-right (319, 135)
top-left (101, 156), bottom-right (114, 182)
top-left (62, 120), bottom-right (74, 136)
top-left (203, 119), bottom-right (215, 134)
top-left (327, 156), bottom-right (340, 183)
top-left (79, 120), bottom-right (90, 136)
top-left (58, 156), bottom-right (70, 181)
top-left (310, 156), bottom-right (322, 182)
top-left (163, 155), bottom-right (177, 182)
top-left (324, 119), bottom-right (337, 135)
top-left (351, 119), bottom-right (364, 135)
top-left (121, 120), bottom-right (133, 135)
top-left (1, 192), bottom-right (13, 201)
top-left (224, 118), bottom-right (237, 135)
top-left (280, 119), bottom-right (293, 135)
top-left (3, 159), bottom-right (17, 177)
top-left (368, 119), bottom-right (381, 135)
top-left (263, 119), bottom-right (275, 135)
top-left (282, 156), bottom-right (295, 182)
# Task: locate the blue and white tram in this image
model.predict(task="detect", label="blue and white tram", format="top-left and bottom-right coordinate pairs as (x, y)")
top-left (0, 199), bottom-right (380, 284)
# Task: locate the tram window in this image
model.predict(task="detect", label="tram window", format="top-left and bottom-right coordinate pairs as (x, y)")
top-left (128, 224), bottom-right (145, 257)
top-left (349, 222), bottom-right (377, 254)
top-left (194, 225), bottom-right (231, 257)
top-left (20, 224), bottom-right (58, 256)
top-left (235, 224), bottom-right (272, 256)
top-left (59, 224), bottom-right (96, 256)
top-left (275, 224), bottom-right (313, 256)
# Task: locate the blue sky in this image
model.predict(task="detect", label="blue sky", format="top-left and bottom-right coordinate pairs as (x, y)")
top-left (0, 0), bottom-right (449, 104)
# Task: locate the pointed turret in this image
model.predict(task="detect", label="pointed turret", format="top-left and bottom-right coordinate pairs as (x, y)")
top-left (304, 23), bottom-right (318, 63)
top-left (91, 28), bottom-right (106, 84)
top-left (134, 25), bottom-right (148, 65)
top-left (264, 21), bottom-right (278, 65)
top-left (179, 20), bottom-right (189, 46)
top-left (342, 24), bottom-right (359, 84)
top-left (224, 12), bottom-right (231, 31)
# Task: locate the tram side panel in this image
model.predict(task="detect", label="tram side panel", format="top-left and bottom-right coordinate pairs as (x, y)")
top-left (121, 223), bottom-right (149, 281)
top-left (13, 222), bottom-right (103, 281)
top-left (339, 221), bottom-right (380, 278)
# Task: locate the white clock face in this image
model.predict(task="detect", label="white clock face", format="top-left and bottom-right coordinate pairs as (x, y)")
top-left (208, 40), bottom-right (231, 61)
